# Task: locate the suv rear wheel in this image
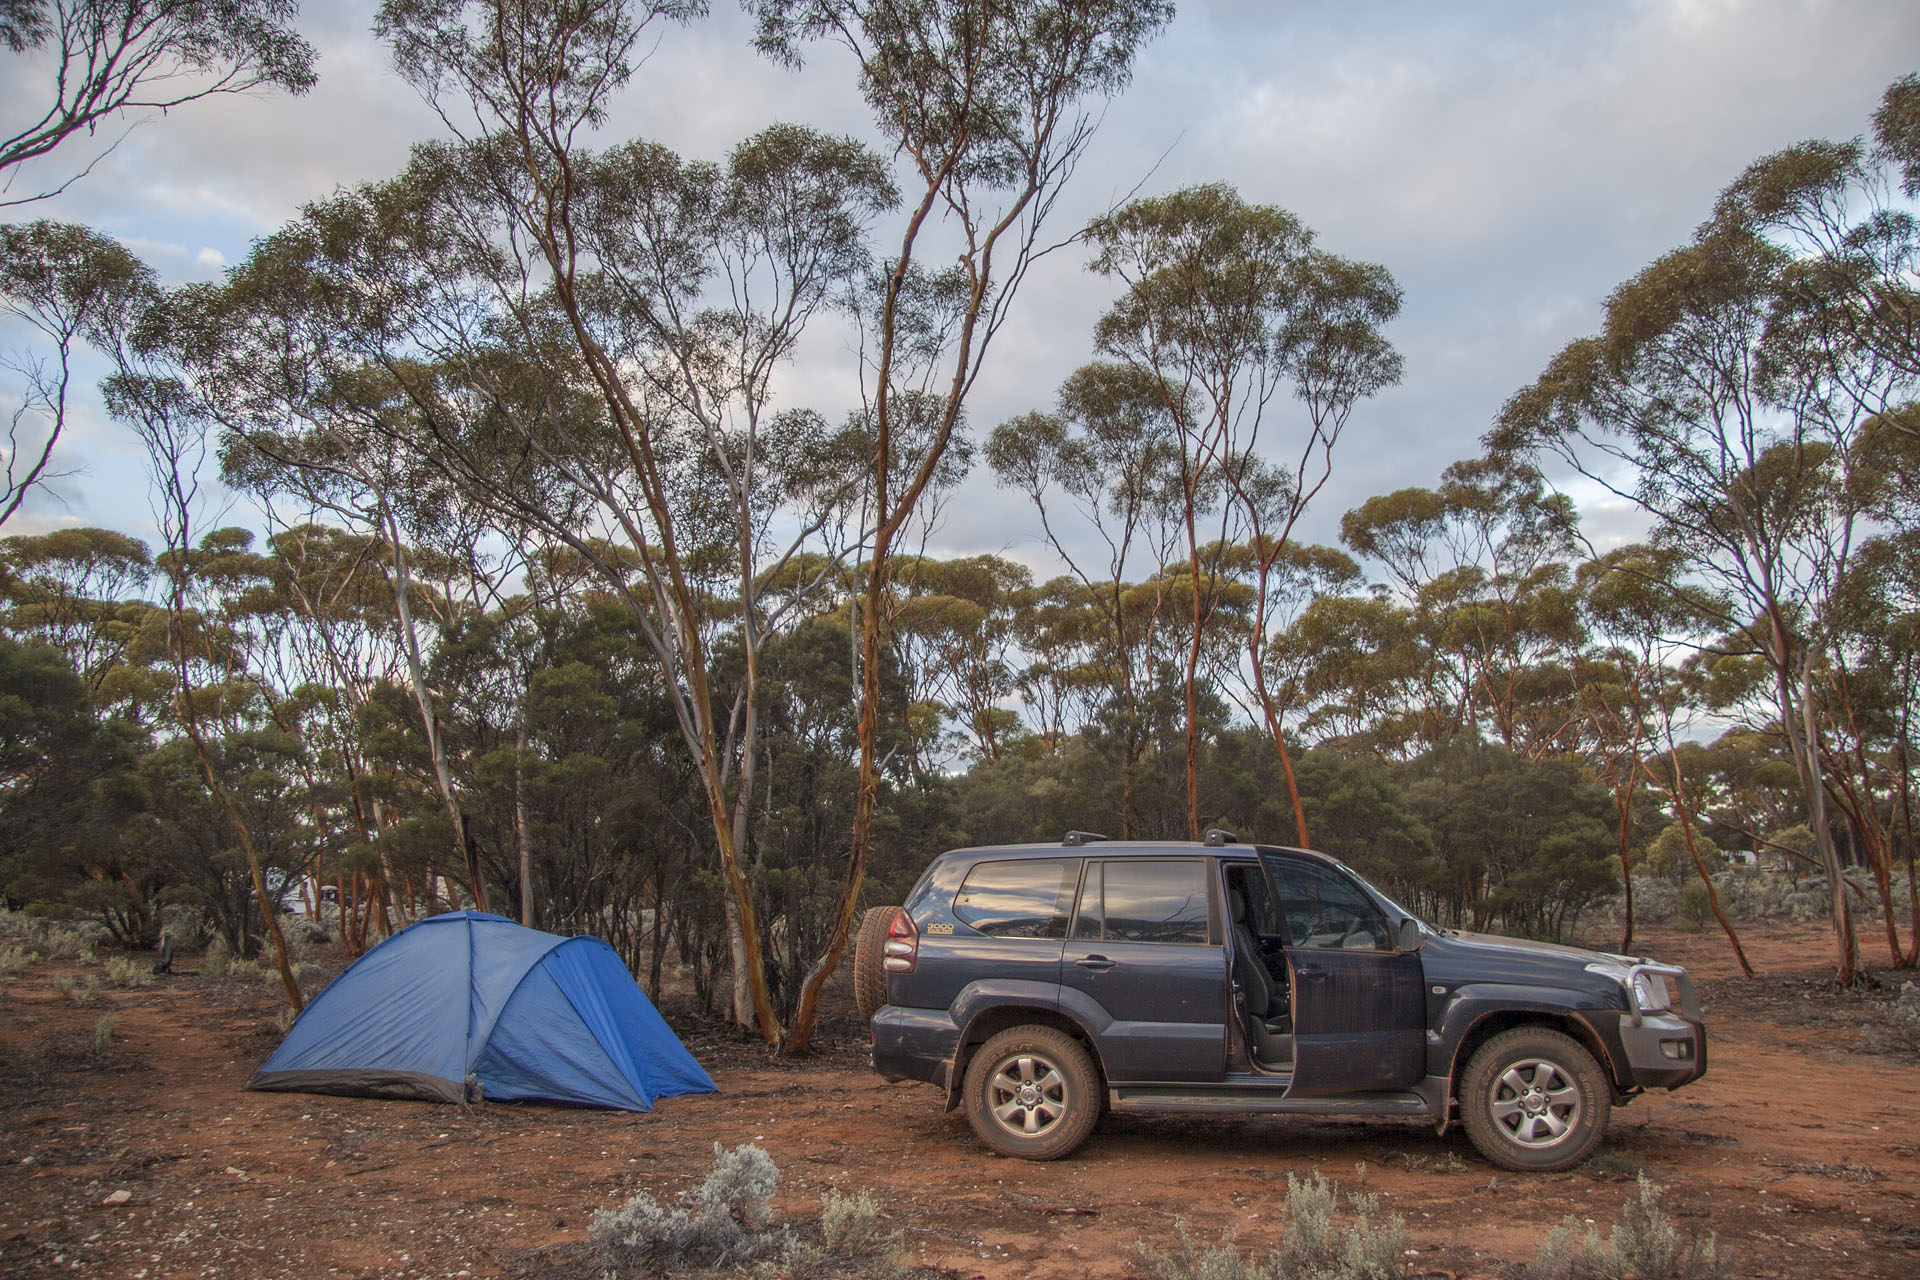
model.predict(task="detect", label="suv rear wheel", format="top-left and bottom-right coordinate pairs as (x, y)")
top-left (1460, 1027), bottom-right (1611, 1172)
top-left (963, 1025), bottom-right (1101, 1161)
top-left (852, 905), bottom-right (899, 1025)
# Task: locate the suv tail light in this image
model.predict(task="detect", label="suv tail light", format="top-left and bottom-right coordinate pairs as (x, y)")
top-left (883, 909), bottom-right (919, 973)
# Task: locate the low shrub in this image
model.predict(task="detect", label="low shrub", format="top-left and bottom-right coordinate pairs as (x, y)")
top-left (589, 1145), bottom-right (908, 1279)
top-left (0, 944), bottom-right (37, 978)
top-left (54, 972), bottom-right (103, 1006)
top-left (0, 912), bottom-right (102, 963)
top-left (90, 1012), bottom-right (117, 1055)
top-left (1874, 982), bottom-right (1920, 1059)
top-left (592, 1142), bottom-right (789, 1269)
top-left (202, 949), bottom-right (271, 982)
top-left (104, 956), bottom-right (153, 988)
top-left (1536, 1173), bottom-right (1722, 1279)
top-left (1673, 881), bottom-right (1710, 932)
top-left (817, 1188), bottom-right (889, 1257)
top-left (770, 1188), bottom-right (903, 1280)
top-left (1136, 1172), bottom-right (1406, 1280)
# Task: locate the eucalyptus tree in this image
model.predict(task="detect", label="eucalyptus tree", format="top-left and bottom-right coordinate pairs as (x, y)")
top-left (0, 221), bottom-right (153, 526)
top-left (1086, 183), bottom-right (1402, 839)
top-left (1576, 544), bottom-right (1752, 973)
top-left (890, 554), bottom-right (1031, 766)
top-left (1267, 588), bottom-right (1424, 755)
top-left (0, 525), bottom-right (155, 696)
top-left (252, 522), bottom-right (422, 945)
top-left (1012, 574), bottom-right (1103, 751)
top-left (1492, 202), bottom-right (1893, 982)
top-left (1825, 521), bottom-right (1920, 965)
top-left (1705, 73), bottom-right (1920, 439)
top-left (0, 0), bottom-right (316, 204)
top-left (209, 353), bottom-right (509, 916)
top-left (986, 360), bottom-right (1184, 834)
top-left (747, 0), bottom-right (1173, 1049)
top-left (1224, 537), bottom-right (1361, 827)
top-left (92, 264), bottom-right (307, 1005)
top-left (1340, 458), bottom-right (1581, 759)
top-left (334, 0), bottom-right (914, 1042)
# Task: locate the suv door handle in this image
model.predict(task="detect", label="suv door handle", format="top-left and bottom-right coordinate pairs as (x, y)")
top-left (1075, 956), bottom-right (1116, 971)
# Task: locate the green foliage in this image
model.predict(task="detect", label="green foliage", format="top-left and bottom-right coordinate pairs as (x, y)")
top-left (0, 636), bottom-right (145, 930)
top-left (1398, 746), bottom-right (1619, 938)
top-left (1672, 880), bottom-right (1711, 933)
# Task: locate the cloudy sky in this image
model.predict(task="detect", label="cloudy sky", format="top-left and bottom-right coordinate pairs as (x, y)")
top-left (4, 0), bottom-right (1918, 576)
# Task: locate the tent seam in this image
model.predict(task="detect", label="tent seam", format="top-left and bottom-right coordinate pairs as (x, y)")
top-left (468, 928), bottom-right (570, 1070)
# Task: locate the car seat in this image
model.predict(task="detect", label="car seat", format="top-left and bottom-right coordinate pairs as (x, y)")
top-left (1227, 886), bottom-right (1294, 1068)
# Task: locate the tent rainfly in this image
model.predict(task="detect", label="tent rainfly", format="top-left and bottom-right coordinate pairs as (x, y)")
top-left (250, 911), bottom-right (715, 1111)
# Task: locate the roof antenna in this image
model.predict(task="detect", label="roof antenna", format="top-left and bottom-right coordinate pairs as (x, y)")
top-left (1062, 830), bottom-right (1111, 847)
top-left (1203, 828), bottom-right (1238, 847)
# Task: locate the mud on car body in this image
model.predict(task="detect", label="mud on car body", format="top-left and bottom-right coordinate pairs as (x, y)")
top-left (857, 832), bottom-right (1706, 1171)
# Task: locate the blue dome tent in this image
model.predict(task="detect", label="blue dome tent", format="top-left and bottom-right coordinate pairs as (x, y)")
top-left (250, 912), bottom-right (715, 1111)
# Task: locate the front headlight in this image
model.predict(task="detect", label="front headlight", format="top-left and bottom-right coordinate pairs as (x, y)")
top-left (1630, 970), bottom-right (1674, 1015)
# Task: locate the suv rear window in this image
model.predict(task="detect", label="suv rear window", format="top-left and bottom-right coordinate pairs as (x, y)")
top-left (952, 858), bottom-right (1078, 938)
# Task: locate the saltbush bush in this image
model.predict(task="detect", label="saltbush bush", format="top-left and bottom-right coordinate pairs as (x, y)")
top-left (104, 956), bottom-right (153, 988)
top-left (1594, 870), bottom-right (1916, 930)
top-left (1879, 982), bottom-right (1920, 1059)
top-left (90, 1012), bottom-right (116, 1055)
top-left (592, 1142), bottom-right (789, 1269)
top-left (0, 911), bottom-right (101, 963)
top-left (1136, 1172), bottom-right (1406, 1280)
top-left (1536, 1174), bottom-right (1722, 1279)
top-left (588, 1145), bottom-right (908, 1279)
top-left (0, 943), bottom-right (37, 978)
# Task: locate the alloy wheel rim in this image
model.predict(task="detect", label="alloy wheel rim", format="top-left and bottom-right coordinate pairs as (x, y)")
top-left (987, 1052), bottom-right (1069, 1138)
top-left (1488, 1057), bottom-right (1582, 1149)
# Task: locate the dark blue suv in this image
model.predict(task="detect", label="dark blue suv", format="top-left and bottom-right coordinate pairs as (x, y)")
top-left (857, 833), bottom-right (1706, 1171)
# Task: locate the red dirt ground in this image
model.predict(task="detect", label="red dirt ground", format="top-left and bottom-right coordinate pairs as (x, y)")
top-left (1, 922), bottom-right (1916, 1279)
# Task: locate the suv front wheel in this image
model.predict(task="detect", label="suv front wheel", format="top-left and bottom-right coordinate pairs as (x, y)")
top-left (1460, 1027), bottom-right (1611, 1172)
top-left (962, 1025), bottom-right (1101, 1161)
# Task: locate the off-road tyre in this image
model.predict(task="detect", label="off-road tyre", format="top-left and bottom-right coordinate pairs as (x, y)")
top-left (1460, 1026), bottom-right (1611, 1172)
top-left (962, 1025), bottom-right (1102, 1161)
top-left (852, 905), bottom-right (899, 1025)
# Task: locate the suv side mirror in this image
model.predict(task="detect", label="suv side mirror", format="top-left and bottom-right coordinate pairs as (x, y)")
top-left (1395, 917), bottom-right (1422, 953)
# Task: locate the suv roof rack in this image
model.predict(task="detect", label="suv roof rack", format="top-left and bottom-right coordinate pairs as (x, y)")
top-left (1203, 827), bottom-right (1239, 847)
top-left (1062, 830), bottom-right (1111, 847)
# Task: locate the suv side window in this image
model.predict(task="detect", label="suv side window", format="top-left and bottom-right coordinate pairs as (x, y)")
top-left (1072, 859), bottom-right (1212, 945)
top-left (1264, 856), bottom-right (1390, 951)
top-left (953, 858), bottom-right (1079, 938)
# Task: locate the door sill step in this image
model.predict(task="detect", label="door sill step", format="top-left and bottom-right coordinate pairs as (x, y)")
top-left (1109, 1086), bottom-right (1430, 1116)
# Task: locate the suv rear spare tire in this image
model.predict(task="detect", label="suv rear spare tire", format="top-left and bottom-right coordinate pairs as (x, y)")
top-left (852, 905), bottom-right (899, 1025)
top-left (962, 1025), bottom-right (1102, 1161)
top-left (1460, 1026), bottom-right (1611, 1172)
